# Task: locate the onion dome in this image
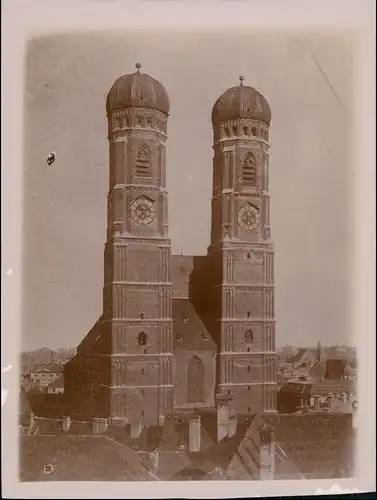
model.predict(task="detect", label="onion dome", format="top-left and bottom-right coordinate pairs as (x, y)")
top-left (212, 76), bottom-right (271, 126)
top-left (106, 63), bottom-right (170, 116)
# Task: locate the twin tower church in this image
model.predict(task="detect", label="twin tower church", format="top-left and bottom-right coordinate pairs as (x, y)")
top-left (64, 64), bottom-right (277, 428)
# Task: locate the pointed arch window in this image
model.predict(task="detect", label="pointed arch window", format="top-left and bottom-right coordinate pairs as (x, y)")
top-left (242, 152), bottom-right (257, 186)
top-left (187, 356), bottom-right (205, 403)
top-left (135, 144), bottom-right (151, 178)
top-left (244, 329), bottom-right (254, 345)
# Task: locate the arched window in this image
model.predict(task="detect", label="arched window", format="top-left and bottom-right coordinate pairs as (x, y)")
top-left (252, 127), bottom-right (257, 136)
top-left (242, 152), bottom-right (257, 186)
top-left (138, 331), bottom-right (147, 346)
top-left (135, 144), bottom-right (151, 178)
top-left (243, 126), bottom-right (249, 136)
top-left (224, 127), bottom-right (230, 137)
top-left (245, 329), bottom-right (254, 344)
top-left (187, 356), bottom-right (205, 403)
top-left (232, 126), bottom-right (238, 137)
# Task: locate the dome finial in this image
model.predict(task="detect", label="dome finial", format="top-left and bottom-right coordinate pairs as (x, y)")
top-left (239, 75), bottom-right (244, 86)
top-left (135, 63), bottom-right (142, 73)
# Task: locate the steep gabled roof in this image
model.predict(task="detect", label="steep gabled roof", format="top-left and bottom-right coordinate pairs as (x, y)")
top-left (286, 348), bottom-right (309, 364)
top-left (172, 299), bottom-right (216, 351)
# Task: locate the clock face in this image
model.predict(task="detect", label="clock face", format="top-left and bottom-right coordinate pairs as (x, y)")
top-left (130, 198), bottom-right (156, 225)
top-left (237, 204), bottom-right (260, 231)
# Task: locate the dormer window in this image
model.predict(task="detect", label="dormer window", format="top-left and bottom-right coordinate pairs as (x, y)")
top-left (43, 464), bottom-right (54, 474)
top-left (183, 317), bottom-right (188, 324)
top-left (176, 336), bottom-right (183, 342)
top-left (139, 313), bottom-right (145, 319)
top-left (202, 333), bottom-right (208, 341)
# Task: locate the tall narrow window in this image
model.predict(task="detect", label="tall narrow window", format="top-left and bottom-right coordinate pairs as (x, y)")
top-left (244, 329), bottom-right (254, 344)
top-left (242, 152), bottom-right (257, 186)
top-left (187, 356), bottom-right (205, 403)
top-left (135, 144), bottom-right (151, 178)
top-left (138, 332), bottom-right (147, 346)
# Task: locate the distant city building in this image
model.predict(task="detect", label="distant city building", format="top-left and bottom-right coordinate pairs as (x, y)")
top-left (29, 364), bottom-right (63, 391)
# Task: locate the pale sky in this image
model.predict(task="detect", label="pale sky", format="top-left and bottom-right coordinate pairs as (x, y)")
top-left (22, 31), bottom-right (356, 351)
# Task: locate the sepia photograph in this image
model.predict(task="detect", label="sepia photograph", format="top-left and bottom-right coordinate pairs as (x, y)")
top-left (2, 1), bottom-right (375, 498)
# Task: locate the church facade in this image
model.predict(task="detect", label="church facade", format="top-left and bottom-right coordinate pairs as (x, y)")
top-left (64, 65), bottom-right (277, 427)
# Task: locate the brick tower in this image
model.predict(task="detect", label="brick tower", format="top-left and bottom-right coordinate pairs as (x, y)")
top-left (103, 64), bottom-right (174, 428)
top-left (209, 76), bottom-right (277, 415)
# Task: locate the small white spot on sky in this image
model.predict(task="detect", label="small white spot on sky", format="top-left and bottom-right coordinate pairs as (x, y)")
top-left (6, 269), bottom-right (12, 275)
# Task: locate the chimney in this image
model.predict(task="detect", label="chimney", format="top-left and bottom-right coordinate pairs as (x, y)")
top-left (92, 417), bottom-right (108, 434)
top-left (313, 394), bottom-right (321, 411)
top-left (130, 421), bottom-right (142, 439)
top-left (327, 393), bottom-right (335, 412)
top-left (216, 393), bottom-right (233, 442)
top-left (189, 414), bottom-right (201, 452)
top-left (62, 416), bottom-right (71, 432)
top-left (28, 411), bottom-right (35, 430)
top-left (228, 410), bottom-right (237, 438)
top-left (149, 450), bottom-right (159, 473)
top-left (259, 425), bottom-right (275, 480)
top-left (352, 400), bottom-right (358, 428)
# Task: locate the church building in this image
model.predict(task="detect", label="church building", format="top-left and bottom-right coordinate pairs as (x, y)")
top-left (64, 64), bottom-right (277, 429)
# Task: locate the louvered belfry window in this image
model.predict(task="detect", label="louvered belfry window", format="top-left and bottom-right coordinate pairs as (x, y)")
top-left (135, 144), bottom-right (151, 178)
top-left (187, 356), bottom-right (205, 403)
top-left (242, 152), bottom-right (257, 186)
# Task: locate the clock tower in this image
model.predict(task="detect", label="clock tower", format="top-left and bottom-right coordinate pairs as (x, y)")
top-left (209, 76), bottom-right (277, 415)
top-left (104, 64), bottom-right (174, 428)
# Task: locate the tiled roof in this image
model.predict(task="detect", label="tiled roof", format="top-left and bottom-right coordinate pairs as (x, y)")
top-left (172, 299), bottom-right (216, 351)
top-left (325, 358), bottom-right (346, 379)
top-left (139, 451), bottom-right (192, 481)
top-left (20, 435), bottom-right (154, 481)
top-left (263, 412), bottom-right (355, 479)
top-left (286, 349), bottom-right (309, 364)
